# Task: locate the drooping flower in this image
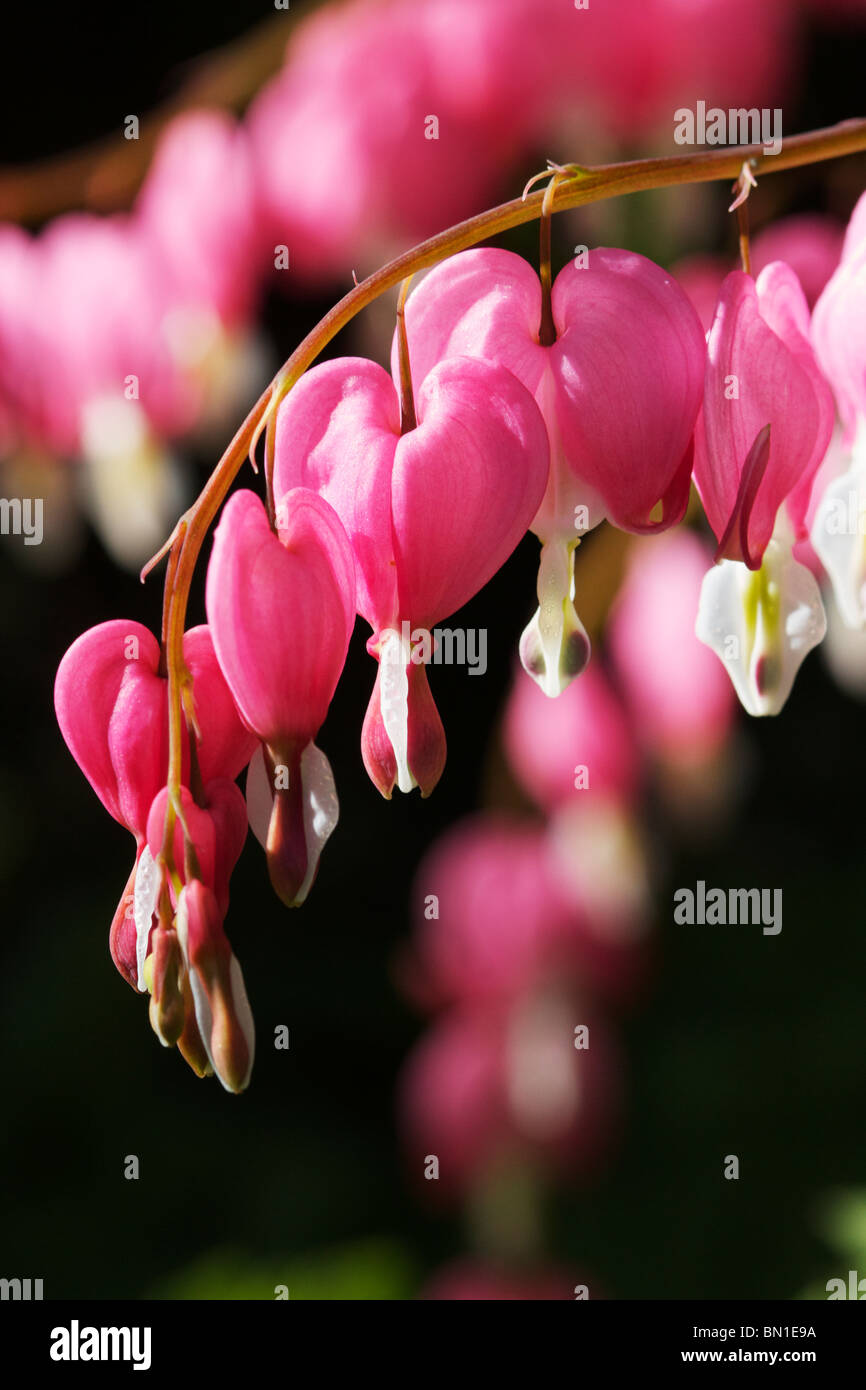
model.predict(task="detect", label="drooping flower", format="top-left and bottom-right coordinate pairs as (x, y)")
top-left (272, 354), bottom-right (549, 796)
top-left (205, 486), bottom-right (356, 907)
top-left (693, 262), bottom-right (835, 714)
top-left (54, 619), bottom-right (256, 985)
top-left (174, 878), bottom-right (255, 1094)
top-left (136, 781), bottom-right (254, 1093)
top-left (396, 246), bottom-right (705, 695)
top-left (810, 193), bottom-right (866, 628)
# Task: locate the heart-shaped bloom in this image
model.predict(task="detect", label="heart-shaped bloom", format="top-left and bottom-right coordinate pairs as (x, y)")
top-left (693, 262), bottom-right (835, 715)
top-left (205, 486), bottom-right (356, 907)
top-left (273, 353), bottom-right (549, 796)
top-left (55, 619), bottom-right (256, 983)
top-left (396, 246), bottom-right (705, 695)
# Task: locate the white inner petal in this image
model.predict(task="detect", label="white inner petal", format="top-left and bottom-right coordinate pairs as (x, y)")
top-left (296, 741), bottom-right (340, 905)
top-left (811, 421), bottom-right (866, 629)
top-left (227, 954), bottom-right (256, 1092)
top-left (245, 744), bottom-right (271, 849)
top-left (379, 627), bottom-right (415, 793)
top-left (519, 536), bottom-right (590, 698)
top-left (175, 887), bottom-right (216, 1076)
top-left (133, 845), bottom-right (161, 993)
top-left (696, 540), bottom-right (827, 717)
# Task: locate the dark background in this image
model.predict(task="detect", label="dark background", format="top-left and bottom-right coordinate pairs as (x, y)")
top-left (1, 0), bottom-right (865, 1299)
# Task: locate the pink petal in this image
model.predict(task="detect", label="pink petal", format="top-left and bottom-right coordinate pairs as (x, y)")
top-left (273, 357), bottom-right (400, 630)
top-left (504, 662), bottom-right (639, 811)
top-left (695, 269), bottom-right (833, 563)
top-left (205, 488), bottom-right (355, 749)
top-left (182, 625), bottom-right (258, 784)
top-left (55, 619), bottom-right (166, 834)
top-left (394, 247), bottom-right (548, 394)
top-left (550, 248), bottom-right (705, 532)
top-left (393, 356), bottom-right (549, 626)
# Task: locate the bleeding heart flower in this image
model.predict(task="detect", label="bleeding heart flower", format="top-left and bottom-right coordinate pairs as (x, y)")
top-left (810, 193), bottom-right (866, 629)
top-left (695, 263), bottom-right (835, 568)
top-left (205, 486), bottom-right (355, 907)
top-left (131, 781), bottom-right (252, 1089)
top-left (396, 246), bottom-right (705, 695)
top-left (55, 619), bottom-right (256, 984)
top-left (693, 262), bottom-right (835, 715)
top-left (175, 878), bottom-right (255, 1094)
top-left (273, 353), bottom-right (549, 796)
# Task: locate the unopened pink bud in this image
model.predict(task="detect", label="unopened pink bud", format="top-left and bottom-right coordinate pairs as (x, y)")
top-left (147, 925), bottom-right (186, 1049)
top-left (176, 880), bottom-right (255, 1093)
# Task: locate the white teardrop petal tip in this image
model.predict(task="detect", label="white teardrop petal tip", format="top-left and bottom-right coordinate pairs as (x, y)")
top-left (696, 541), bottom-right (826, 717)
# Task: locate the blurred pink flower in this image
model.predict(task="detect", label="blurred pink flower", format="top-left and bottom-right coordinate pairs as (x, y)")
top-left (247, 0), bottom-right (504, 283)
top-left (751, 215), bottom-right (844, 308)
top-left (608, 530), bottom-right (735, 761)
top-left (398, 993), bottom-right (619, 1197)
top-left (503, 662), bottom-right (639, 812)
top-left (136, 110), bottom-right (260, 327)
top-left (648, 0), bottom-right (793, 121)
top-left (403, 816), bottom-right (646, 1011)
top-left (38, 213), bottom-right (199, 449)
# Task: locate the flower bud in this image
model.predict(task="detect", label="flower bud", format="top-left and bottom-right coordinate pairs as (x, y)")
top-left (176, 880), bottom-right (255, 1094)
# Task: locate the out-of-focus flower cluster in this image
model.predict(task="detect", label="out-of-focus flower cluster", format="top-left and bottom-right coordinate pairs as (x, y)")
top-left (398, 528), bottom-right (737, 1297)
top-left (2, 0), bottom-right (851, 568)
